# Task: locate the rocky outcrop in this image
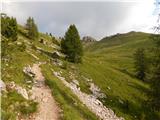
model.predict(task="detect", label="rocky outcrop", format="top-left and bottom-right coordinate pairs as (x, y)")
top-left (82, 36), bottom-right (97, 42)
top-left (53, 71), bottom-right (124, 120)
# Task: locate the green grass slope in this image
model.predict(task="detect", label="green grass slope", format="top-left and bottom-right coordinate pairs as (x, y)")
top-left (76, 31), bottom-right (160, 120)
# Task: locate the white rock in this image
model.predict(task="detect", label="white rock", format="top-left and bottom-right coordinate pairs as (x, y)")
top-left (15, 86), bottom-right (29, 100)
top-left (72, 80), bottom-right (79, 86)
top-left (0, 80), bottom-right (6, 91)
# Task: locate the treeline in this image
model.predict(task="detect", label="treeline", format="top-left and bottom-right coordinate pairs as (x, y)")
top-left (1, 13), bottom-right (83, 63)
top-left (1, 14), bottom-right (39, 41)
top-left (1, 14), bottom-right (39, 57)
top-left (1, 13), bottom-right (18, 41)
top-left (134, 26), bottom-right (160, 111)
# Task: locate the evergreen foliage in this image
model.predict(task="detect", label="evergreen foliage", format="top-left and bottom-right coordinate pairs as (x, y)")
top-left (1, 13), bottom-right (18, 41)
top-left (134, 48), bottom-right (146, 81)
top-left (61, 24), bottom-right (83, 63)
top-left (26, 17), bottom-right (39, 40)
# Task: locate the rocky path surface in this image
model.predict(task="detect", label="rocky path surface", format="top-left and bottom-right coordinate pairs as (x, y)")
top-left (53, 71), bottom-right (124, 120)
top-left (24, 63), bottom-right (59, 120)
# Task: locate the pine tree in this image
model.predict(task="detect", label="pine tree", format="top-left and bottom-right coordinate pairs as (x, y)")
top-left (26, 17), bottom-right (32, 30)
top-left (134, 48), bottom-right (146, 81)
top-left (1, 14), bottom-right (18, 41)
top-left (9, 17), bottom-right (18, 41)
top-left (26, 17), bottom-right (39, 40)
top-left (61, 24), bottom-right (83, 63)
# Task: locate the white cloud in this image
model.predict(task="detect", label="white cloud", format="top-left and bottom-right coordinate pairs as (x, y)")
top-left (116, 0), bottom-right (157, 34)
top-left (1, 0), bottom-right (158, 40)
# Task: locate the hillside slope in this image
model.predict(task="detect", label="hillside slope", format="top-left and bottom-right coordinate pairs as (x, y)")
top-left (1, 25), bottom-right (99, 120)
top-left (77, 32), bottom-right (160, 120)
top-left (2, 23), bottom-right (160, 120)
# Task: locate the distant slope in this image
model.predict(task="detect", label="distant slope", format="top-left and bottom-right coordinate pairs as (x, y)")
top-left (76, 32), bottom-right (160, 120)
top-left (86, 32), bottom-right (152, 53)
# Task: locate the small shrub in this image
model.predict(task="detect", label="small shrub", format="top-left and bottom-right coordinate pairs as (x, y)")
top-left (1, 110), bottom-right (16, 120)
top-left (20, 101), bottom-right (38, 115)
top-left (61, 61), bottom-right (68, 69)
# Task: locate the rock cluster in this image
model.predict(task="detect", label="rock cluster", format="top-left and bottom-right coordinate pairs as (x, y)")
top-left (16, 86), bottom-right (29, 99)
top-left (53, 71), bottom-right (124, 120)
top-left (89, 83), bottom-right (106, 98)
top-left (23, 65), bottom-right (35, 78)
top-left (6, 81), bottom-right (29, 99)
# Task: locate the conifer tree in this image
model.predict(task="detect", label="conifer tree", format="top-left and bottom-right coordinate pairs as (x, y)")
top-left (1, 14), bottom-right (18, 41)
top-left (134, 48), bottom-right (146, 81)
top-left (26, 17), bottom-right (39, 40)
top-left (9, 17), bottom-right (18, 41)
top-left (61, 24), bottom-right (83, 63)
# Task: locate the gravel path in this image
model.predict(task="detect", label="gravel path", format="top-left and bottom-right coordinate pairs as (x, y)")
top-left (25, 63), bottom-right (59, 120)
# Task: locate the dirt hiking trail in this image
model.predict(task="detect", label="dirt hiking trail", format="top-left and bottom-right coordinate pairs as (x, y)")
top-left (25, 63), bottom-right (59, 120)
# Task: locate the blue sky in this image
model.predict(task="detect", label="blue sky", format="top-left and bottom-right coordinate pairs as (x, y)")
top-left (2, 0), bottom-right (159, 40)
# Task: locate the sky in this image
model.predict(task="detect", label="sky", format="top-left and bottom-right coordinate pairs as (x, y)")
top-left (1, 0), bottom-right (160, 40)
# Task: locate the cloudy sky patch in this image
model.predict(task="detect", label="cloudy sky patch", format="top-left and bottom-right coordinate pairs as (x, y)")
top-left (2, 0), bottom-right (159, 40)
